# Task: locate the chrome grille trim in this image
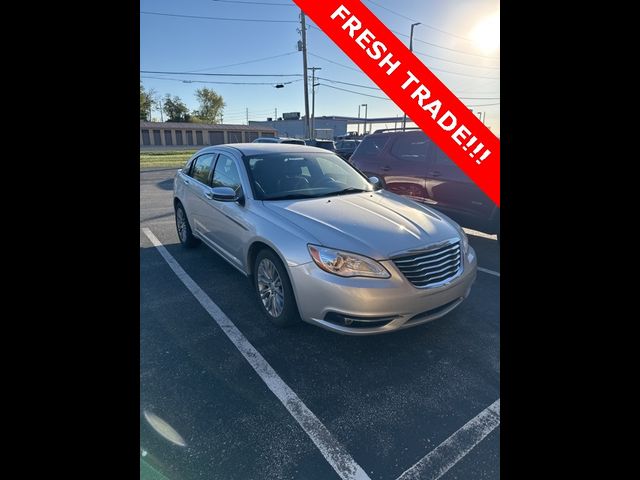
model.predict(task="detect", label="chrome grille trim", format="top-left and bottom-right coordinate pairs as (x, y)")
top-left (392, 238), bottom-right (463, 288)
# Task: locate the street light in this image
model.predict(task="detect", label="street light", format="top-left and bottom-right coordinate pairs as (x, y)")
top-left (361, 103), bottom-right (368, 135)
top-left (402, 22), bottom-right (421, 131)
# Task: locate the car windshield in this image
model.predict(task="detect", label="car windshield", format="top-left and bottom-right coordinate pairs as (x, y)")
top-left (244, 152), bottom-right (374, 200)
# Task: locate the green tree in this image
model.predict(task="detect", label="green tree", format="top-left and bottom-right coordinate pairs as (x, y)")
top-left (140, 83), bottom-right (154, 120)
top-left (192, 87), bottom-right (225, 124)
top-left (163, 95), bottom-right (190, 122)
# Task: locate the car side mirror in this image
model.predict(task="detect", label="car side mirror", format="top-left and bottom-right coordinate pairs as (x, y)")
top-left (209, 186), bottom-right (241, 202)
top-left (368, 176), bottom-right (383, 190)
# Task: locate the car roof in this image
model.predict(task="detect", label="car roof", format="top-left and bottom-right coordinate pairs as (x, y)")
top-left (196, 143), bottom-right (331, 156)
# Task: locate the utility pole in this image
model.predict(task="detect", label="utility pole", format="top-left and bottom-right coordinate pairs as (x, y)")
top-left (309, 67), bottom-right (321, 140)
top-left (402, 22), bottom-right (421, 131)
top-left (300, 11), bottom-right (311, 139)
top-left (357, 105), bottom-right (361, 135)
top-left (246, 107), bottom-right (249, 125)
top-left (275, 107), bottom-right (277, 121)
top-left (361, 104), bottom-right (368, 135)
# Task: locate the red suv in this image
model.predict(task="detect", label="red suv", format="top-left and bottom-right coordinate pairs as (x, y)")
top-left (350, 129), bottom-right (499, 236)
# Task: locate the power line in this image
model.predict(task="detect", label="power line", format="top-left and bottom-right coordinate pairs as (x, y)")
top-left (465, 102), bottom-right (500, 107)
top-left (316, 75), bottom-right (500, 93)
top-left (317, 83), bottom-right (499, 103)
top-left (309, 53), bottom-right (361, 73)
top-left (364, 0), bottom-right (474, 42)
top-left (306, 23), bottom-right (498, 62)
top-left (211, 0), bottom-right (294, 5)
top-left (318, 84), bottom-right (391, 100)
top-left (140, 11), bottom-right (298, 23)
top-left (317, 76), bottom-right (381, 90)
top-left (141, 70), bottom-right (302, 77)
top-left (391, 30), bottom-right (499, 60)
top-left (309, 51), bottom-right (497, 75)
top-left (408, 50), bottom-right (499, 70)
top-left (141, 75), bottom-right (302, 85)
top-left (310, 50), bottom-right (498, 80)
top-left (186, 52), bottom-right (297, 73)
top-left (414, 61), bottom-right (500, 80)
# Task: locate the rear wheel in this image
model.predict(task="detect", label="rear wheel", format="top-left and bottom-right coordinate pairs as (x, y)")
top-left (175, 202), bottom-right (200, 248)
top-left (254, 250), bottom-right (299, 327)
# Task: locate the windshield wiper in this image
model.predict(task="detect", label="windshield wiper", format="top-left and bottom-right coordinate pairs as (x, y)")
top-left (263, 193), bottom-right (316, 201)
top-left (318, 187), bottom-right (369, 197)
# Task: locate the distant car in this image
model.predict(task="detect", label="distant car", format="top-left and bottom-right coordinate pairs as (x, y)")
top-left (335, 139), bottom-right (362, 160)
top-left (349, 129), bottom-right (499, 237)
top-left (173, 143), bottom-right (477, 335)
top-left (252, 137), bottom-right (306, 145)
top-left (306, 139), bottom-right (336, 151)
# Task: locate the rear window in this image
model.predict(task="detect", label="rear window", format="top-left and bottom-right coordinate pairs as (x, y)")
top-left (390, 133), bottom-right (430, 161)
top-left (280, 139), bottom-right (306, 145)
top-left (355, 135), bottom-right (389, 156)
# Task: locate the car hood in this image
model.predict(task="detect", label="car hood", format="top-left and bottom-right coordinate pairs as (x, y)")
top-left (262, 191), bottom-right (461, 260)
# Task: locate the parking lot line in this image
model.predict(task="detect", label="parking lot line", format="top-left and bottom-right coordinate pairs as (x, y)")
top-left (141, 228), bottom-right (371, 480)
top-left (478, 267), bottom-right (500, 277)
top-left (395, 399), bottom-right (500, 480)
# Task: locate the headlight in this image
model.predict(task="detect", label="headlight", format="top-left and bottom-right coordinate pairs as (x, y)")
top-left (307, 245), bottom-right (390, 278)
top-left (459, 229), bottom-right (469, 255)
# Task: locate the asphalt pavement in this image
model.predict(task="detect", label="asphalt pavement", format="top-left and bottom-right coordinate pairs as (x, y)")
top-left (140, 167), bottom-right (500, 480)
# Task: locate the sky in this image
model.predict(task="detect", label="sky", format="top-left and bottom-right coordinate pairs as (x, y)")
top-left (140, 0), bottom-right (500, 136)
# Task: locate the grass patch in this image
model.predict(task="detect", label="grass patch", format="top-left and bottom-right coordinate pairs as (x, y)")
top-left (140, 150), bottom-right (195, 169)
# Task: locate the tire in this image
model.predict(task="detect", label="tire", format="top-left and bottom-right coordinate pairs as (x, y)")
top-left (174, 202), bottom-right (200, 248)
top-left (254, 249), bottom-right (300, 327)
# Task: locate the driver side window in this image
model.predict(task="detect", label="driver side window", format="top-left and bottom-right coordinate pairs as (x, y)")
top-left (190, 153), bottom-right (216, 184)
top-left (212, 154), bottom-right (243, 194)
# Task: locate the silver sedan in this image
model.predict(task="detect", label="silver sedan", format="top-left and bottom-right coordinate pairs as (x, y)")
top-left (173, 143), bottom-right (477, 335)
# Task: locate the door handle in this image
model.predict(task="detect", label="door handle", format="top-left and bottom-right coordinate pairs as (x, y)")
top-left (381, 166), bottom-right (391, 171)
top-left (183, 179), bottom-right (190, 185)
top-left (428, 171), bottom-right (442, 177)
top-left (204, 191), bottom-right (214, 199)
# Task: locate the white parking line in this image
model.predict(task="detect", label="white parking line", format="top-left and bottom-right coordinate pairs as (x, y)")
top-left (478, 267), bottom-right (500, 277)
top-left (462, 228), bottom-right (497, 240)
top-left (395, 399), bottom-right (500, 480)
top-left (141, 228), bottom-right (371, 480)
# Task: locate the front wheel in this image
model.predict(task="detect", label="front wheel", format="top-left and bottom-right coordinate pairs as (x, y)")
top-left (175, 202), bottom-right (200, 248)
top-left (254, 250), bottom-right (300, 327)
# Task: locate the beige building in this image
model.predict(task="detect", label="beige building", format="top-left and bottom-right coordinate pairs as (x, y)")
top-left (140, 121), bottom-right (277, 148)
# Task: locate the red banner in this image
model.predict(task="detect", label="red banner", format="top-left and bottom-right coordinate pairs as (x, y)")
top-left (294, 0), bottom-right (500, 207)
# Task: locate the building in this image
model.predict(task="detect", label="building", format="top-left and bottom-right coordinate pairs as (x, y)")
top-left (249, 115), bottom-right (414, 140)
top-left (140, 121), bottom-right (277, 148)
top-left (249, 116), bottom-right (349, 140)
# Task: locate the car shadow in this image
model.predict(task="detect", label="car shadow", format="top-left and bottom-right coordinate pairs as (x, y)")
top-left (143, 240), bottom-right (500, 374)
top-left (156, 178), bottom-right (175, 191)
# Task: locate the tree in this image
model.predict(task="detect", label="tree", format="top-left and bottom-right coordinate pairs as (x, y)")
top-left (140, 83), bottom-right (154, 120)
top-left (163, 95), bottom-right (190, 122)
top-left (192, 87), bottom-right (225, 124)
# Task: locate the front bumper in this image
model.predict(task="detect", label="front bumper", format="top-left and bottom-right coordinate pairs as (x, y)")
top-left (288, 247), bottom-right (477, 335)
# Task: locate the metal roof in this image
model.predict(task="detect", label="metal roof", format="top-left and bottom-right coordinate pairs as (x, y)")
top-left (140, 121), bottom-right (276, 132)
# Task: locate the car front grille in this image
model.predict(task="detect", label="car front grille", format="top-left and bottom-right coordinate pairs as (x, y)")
top-left (393, 239), bottom-right (462, 288)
